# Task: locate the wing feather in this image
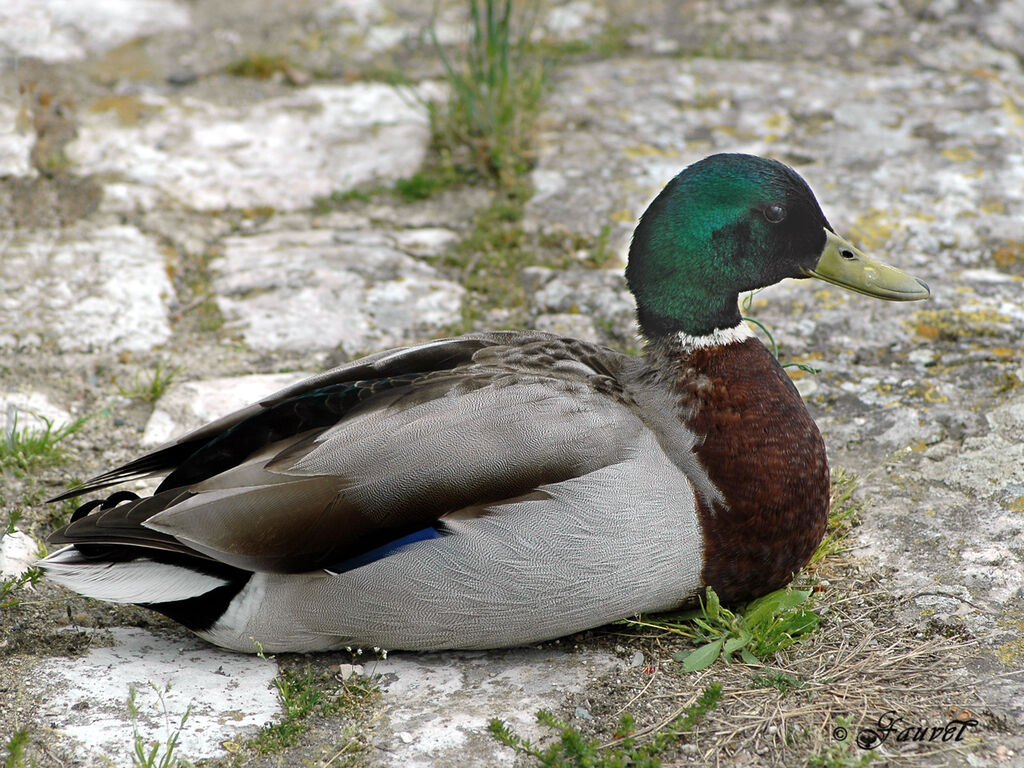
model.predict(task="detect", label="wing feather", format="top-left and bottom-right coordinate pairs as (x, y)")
top-left (143, 376), bottom-right (643, 571)
top-left (50, 333), bottom-right (649, 574)
top-left (48, 335), bottom-right (503, 501)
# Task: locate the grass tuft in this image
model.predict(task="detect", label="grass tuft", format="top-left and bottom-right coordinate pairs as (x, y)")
top-left (623, 587), bottom-right (820, 673)
top-left (118, 364), bottom-right (184, 405)
top-left (810, 468), bottom-right (864, 565)
top-left (671, 586), bottom-right (820, 672)
top-left (114, 684), bottom-right (192, 768)
top-left (2, 729), bottom-right (34, 768)
top-left (427, 0), bottom-right (546, 187)
top-left (392, 169), bottom-right (457, 201)
top-left (249, 666), bottom-right (378, 755)
top-left (749, 671), bottom-right (805, 696)
top-left (491, 683), bottom-right (721, 767)
top-left (313, 165), bottom-right (461, 210)
top-left (1, 411), bottom-right (89, 471)
top-left (225, 54), bottom-right (293, 80)
top-left (0, 566), bottom-right (43, 610)
top-left (118, 361), bottom-right (183, 404)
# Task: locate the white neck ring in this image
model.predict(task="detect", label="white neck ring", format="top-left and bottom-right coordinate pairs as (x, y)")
top-left (672, 321), bottom-right (754, 350)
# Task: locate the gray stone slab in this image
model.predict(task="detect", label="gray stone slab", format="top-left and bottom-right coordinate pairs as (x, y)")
top-left (68, 83), bottom-right (434, 211)
top-left (214, 228), bottom-right (464, 354)
top-left (367, 648), bottom-right (621, 768)
top-left (15, 619), bottom-right (619, 768)
top-left (0, 0), bottom-right (190, 62)
top-left (26, 628), bottom-right (280, 767)
top-left (523, 265), bottom-right (637, 341)
top-left (0, 226), bottom-right (173, 352)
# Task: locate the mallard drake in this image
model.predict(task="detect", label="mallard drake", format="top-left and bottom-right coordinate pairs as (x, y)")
top-left (41, 154), bottom-right (929, 653)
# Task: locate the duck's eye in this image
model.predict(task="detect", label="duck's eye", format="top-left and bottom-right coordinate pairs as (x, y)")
top-left (764, 204), bottom-right (787, 223)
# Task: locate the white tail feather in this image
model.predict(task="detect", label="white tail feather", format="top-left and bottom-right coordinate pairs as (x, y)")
top-left (41, 546), bottom-right (229, 604)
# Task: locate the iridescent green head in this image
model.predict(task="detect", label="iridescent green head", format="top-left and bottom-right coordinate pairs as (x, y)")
top-left (626, 154), bottom-right (929, 339)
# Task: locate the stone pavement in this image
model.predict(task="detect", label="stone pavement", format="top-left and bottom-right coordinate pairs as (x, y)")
top-left (2, 0), bottom-right (1023, 766)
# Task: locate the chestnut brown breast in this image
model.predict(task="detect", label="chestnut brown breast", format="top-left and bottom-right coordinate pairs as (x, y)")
top-left (676, 338), bottom-right (829, 602)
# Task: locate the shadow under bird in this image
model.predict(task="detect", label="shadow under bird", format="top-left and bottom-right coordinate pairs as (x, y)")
top-left (41, 153), bottom-right (930, 653)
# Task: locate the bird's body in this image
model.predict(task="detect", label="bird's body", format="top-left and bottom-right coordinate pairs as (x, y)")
top-left (41, 154), bottom-right (929, 652)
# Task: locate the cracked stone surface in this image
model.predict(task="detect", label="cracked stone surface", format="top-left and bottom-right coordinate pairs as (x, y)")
top-left (0, 0), bottom-right (191, 63)
top-left (28, 628), bottom-right (280, 767)
top-left (0, 226), bottom-right (173, 352)
top-left (68, 83), bottom-right (434, 211)
top-left (214, 228), bottom-right (464, 354)
top-left (2, 0), bottom-right (1024, 766)
top-left (369, 649), bottom-right (623, 768)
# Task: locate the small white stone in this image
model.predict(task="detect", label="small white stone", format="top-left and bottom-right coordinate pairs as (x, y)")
top-left (650, 38), bottom-right (680, 54)
top-left (793, 377), bottom-right (819, 398)
top-left (390, 228), bottom-right (459, 258)
top-left (0, 392), bottom-right (73, 435)
top-left (335, 663), bottom-right (364, 681)
top-left (543, 1), bottom-right (607, 39)
top-left (908, 349), bottom-right (936, 366)
top-left (0, 104), bottom-right (33, 177)
top-left (0, 531), bottom-right (39, 578)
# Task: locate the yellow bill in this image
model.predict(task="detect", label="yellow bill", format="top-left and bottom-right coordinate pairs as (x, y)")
top-left (807, 229), bottom-right (930, 301)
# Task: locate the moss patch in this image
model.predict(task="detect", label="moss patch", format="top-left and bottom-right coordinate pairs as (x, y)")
top-left (910, 308), bottom-right (1014, 340)
top-left (225, 54), bottom-right (294, 79)
top-left (992, 240), bottom-right (1023, 273)
top-left (847, 208), bottom-right (902, 251)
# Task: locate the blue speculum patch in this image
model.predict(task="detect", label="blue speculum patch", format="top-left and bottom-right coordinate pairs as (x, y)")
top-left (330, 527), bottom-right (445, 573)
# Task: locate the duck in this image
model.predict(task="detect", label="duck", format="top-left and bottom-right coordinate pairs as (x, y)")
top-left (40, 153), bottom-right (930, 653)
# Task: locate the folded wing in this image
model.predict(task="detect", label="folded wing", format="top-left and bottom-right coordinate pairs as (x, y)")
top-left (50, 333), bottom-right (648, 574)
